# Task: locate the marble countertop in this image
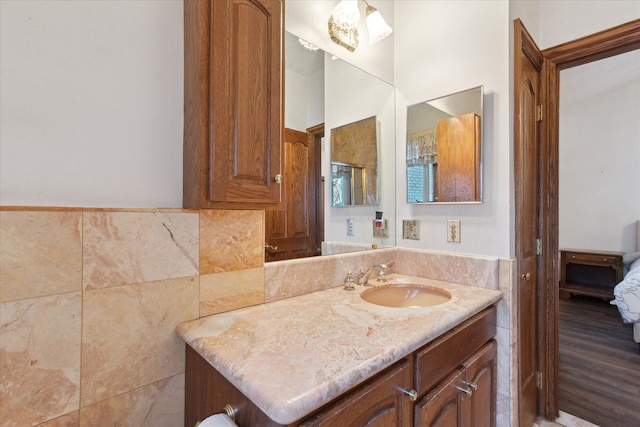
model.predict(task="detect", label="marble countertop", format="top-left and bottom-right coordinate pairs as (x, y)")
top-left (176, 274), bottom-right (502, 425)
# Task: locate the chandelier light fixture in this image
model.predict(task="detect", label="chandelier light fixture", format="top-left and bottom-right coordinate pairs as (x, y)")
top-left (328, 0), bottom-right (392, 51)
top-left (331, 0), bottom-right (360, 29)
top-left (363, 0), bottom-right (393, 44)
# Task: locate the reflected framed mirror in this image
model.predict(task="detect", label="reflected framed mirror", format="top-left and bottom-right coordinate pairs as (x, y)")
top-left (406, 86), bottom-right (483, 204)
top-left (330, 115), bottom-right (378, 206)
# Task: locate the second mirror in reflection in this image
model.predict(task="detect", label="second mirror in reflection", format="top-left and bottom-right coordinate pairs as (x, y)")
top-left (406, 86), bottom-right (483, 204)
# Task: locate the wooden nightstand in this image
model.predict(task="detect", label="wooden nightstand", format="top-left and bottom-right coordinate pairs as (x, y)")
top-left (559, 249), bottom-right (624, 300)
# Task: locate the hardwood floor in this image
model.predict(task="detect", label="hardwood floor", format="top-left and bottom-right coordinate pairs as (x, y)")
top-left (559, 295), bottom-right (640, 427)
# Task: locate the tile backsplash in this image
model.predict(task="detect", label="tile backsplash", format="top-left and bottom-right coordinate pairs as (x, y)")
top-left (0, 207), bottom-right (515, 426)
top-left (0, 208), bottom-right (263, 426)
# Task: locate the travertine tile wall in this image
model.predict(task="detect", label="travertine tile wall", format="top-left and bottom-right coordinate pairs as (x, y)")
top-left (1, 208), bottom-right (516, 426)
top-left (0, 208), bottom-right (264, 426)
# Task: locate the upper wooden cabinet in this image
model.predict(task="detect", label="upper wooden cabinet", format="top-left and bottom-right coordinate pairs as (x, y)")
top-left (183, 0), bottom-right (283, 209)
top-left (436, 113), bottom-right (481, 202)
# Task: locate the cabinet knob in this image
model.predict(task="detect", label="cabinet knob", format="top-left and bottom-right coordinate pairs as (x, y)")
top-left (399, 388), bottom-right (418, 401)
top-left (603, 258), bottom-right (607, 262)
top-left (274, 174), bottom-right (283, 184)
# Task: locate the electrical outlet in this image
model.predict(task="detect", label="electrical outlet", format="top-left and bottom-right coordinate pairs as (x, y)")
top-left (346, 218), bottom-right (355, 236)
top-left (447, 220), bottom-right (461, 242)
top-left (372, 219), bottom-right (389, 238)
top-left (402, 220), bottom-right (420, 240)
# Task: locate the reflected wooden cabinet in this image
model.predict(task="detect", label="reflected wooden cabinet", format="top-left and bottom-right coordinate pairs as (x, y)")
top-left (436, 113), bottom-right (481, 202)
top-left (183, 0), bottom-right (283, 209)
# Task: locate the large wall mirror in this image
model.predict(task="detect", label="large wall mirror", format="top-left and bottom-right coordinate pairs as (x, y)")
top-left (406, 86), bottom-right (483, 204)
top-left (285, 31), bottom-right (395, 255)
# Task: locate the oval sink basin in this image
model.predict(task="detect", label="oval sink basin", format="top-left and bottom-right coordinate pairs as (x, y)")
top-left (360, 284), bottom-right (451, 308)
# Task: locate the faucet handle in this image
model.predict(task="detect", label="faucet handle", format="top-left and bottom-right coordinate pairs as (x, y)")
top-left (376, 269), bottom-right (388, 282)
top-left (344, 272), bottom-right (356, 291)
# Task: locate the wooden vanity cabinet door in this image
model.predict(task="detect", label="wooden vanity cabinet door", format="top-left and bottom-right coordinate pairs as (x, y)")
top-left (414, 339), bottom-right (497, 427)
top-left (183, 0), bottom-right (283, 209)
top-left (300, 358), bottom-right (413, 427)
top-left (415, 368), bottom-right (466, 426)
top-left (464, 340), bottom-right (497, 427)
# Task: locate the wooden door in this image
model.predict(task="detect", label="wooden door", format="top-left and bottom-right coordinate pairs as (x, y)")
top-left (464, 340), bottom-right (497, 427)
top-left (265, 128), bottom-right (318, 261)
top-left (415, 368), bottom-right (466, 427)
top-left (514, 19), bottom-right (544, 427)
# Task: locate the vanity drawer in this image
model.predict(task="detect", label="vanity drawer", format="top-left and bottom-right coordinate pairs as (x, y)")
top-left (414, 306), bottom-right (496, 396)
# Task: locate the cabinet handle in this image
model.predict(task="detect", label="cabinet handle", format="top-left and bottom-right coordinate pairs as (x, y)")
top-left (462, 380), bottom-right (478, 390)
top-left (454, 385), bottom-right (473, 396)
top-left (399, 387), bottom-right (418, 401)
top-left (274, 174), bottom-right (283, 184)
top-left (265, 243), bottom-right (278, 251)
top-left (521, 272), bottom-right (531, 280)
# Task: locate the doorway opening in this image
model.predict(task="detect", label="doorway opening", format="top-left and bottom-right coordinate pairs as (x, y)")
top-left (515, 17), bottom-right (640, 424)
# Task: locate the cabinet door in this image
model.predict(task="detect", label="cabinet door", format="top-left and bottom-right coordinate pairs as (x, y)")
top-left (415, 368), bottom-right (465, 427)
top-left (464, 340), bottom-right (497, 427)
top-left (300, 359), bottom-right (413, 426)
top-left (435, 113), bottom-right (480, 202)
top-left (184, 0), bottom-right (283, 209)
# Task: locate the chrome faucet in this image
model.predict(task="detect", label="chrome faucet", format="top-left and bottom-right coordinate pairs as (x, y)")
top-left (357, 260), bottom-right (394, 285)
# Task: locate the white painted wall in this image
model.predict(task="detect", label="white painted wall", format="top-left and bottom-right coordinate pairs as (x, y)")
top-left (324, 55), bottom-right (396, 247)
top-left (394, 1), bottom-right (512, 258)
top-left (559, 51), bottom-right (640, 253)
top-left (0, 0), bottom-right (183, 208)
top-left (538, 0), bottom-right (640, 49)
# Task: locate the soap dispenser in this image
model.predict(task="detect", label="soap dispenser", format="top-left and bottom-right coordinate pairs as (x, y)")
top-left (343, 272), bottom-right (356, 291)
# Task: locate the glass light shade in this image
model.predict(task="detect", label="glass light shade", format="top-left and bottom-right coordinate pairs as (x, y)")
top-left (365, 5), bottom-right (393, 44)
top-left (331, 0), bottom-right (360, 30)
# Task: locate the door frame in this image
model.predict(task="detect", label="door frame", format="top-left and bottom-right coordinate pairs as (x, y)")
top-left (533, 18), bottom-right (640, 420)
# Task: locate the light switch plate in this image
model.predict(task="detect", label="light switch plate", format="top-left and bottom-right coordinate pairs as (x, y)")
top-left (346, 218), bottom-right (355, 236)
top-left (447, 220), bottom-right (461, 242)
top-left (402, 220), bottom-right (420, 240)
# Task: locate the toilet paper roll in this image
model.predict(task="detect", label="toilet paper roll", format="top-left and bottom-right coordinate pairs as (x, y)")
top-left (197, 413), bottom-right (238, 427)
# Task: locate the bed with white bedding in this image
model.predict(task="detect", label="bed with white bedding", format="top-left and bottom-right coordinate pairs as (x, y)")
top-left (610, 220), bottom-right (640, 345)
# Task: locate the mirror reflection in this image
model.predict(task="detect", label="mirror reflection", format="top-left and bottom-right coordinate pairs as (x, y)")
top-left (331, 162), bottom-right (368, 206)
top-left (330, 115), bottom-right (378, 206)
top-left (406, 86), bottom-right (483, 203)
top-left (282, 31), bottom-right (395, 258)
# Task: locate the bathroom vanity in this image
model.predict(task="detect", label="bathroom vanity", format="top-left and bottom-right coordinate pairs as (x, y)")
top-left (176, 275), bottom-right (502, 426)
